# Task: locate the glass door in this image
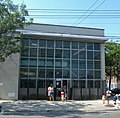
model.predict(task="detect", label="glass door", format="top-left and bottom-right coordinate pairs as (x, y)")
top-left (56, 80), bottom-right (68, 100)
top-left (56, 80), bottom-right (62, 98)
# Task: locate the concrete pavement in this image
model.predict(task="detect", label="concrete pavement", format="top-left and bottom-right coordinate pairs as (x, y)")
top-left (0, 100), bottom-right (118, 115)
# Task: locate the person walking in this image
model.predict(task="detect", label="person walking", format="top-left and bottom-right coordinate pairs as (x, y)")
top-left (102, 93), bottom-right (106, 104)
top-left (61, 90), bottom-right (65, 102)
top-left (106, 90), bottom-right (111, 105)
top-left (63, 85), bottom-right (67, 101)
top-left (48, 84), bottom-right (51, 101)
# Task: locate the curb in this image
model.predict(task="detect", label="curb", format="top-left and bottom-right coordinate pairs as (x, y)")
top-left (0, 107), bottom-right (118, 115)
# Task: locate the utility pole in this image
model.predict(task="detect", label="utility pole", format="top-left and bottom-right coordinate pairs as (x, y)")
top-left (108, 67), bottom-right (112, 90)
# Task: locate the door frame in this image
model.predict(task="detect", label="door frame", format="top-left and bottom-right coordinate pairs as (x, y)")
top-left (55, 79), bottom-right (69, 100)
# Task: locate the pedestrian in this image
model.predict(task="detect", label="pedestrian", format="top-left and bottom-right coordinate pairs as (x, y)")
top-left (48, 84), bottom-right (54, 101)
top-left (106, 90), bottom-right (111, 105)
top-left (63, 85), bottom-right (67, 101)
top-left (61, 90), bottom-right (65, 102)
top-left (48, 84), bottom-right (51, 101)
top-left (113, 95), bottom-right (117, 105)
top-left (102, 93), bottom-right (106, 104)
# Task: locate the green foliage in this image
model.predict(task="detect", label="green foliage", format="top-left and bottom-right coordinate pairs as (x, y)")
top-left (0, 0), bottom-right (33, 62)
top-left (105, 41), bottom-right (120, 79)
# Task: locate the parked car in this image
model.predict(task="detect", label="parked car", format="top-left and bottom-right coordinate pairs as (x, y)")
top-left (111, 88), bottom-right (120, 94)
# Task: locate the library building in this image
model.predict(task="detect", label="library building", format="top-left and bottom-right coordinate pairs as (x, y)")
top-left (0, 23), bottom-right (107, 100)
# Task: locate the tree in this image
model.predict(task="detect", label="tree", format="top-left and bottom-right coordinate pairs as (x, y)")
top-left (105, 41), bottom-right (120, 81)
top-left (0, 0), bottom-right (32, 62)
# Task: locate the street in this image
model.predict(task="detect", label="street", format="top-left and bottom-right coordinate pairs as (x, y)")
top-left (0, 110), bottom-right (120, 118)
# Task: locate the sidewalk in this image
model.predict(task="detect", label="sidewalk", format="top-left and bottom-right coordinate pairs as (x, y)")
top-left (0, 100), bottom-right (118, 115)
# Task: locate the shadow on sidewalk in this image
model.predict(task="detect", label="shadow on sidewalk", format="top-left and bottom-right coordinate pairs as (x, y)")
top-left (0, 100), bottom-right (115, 117)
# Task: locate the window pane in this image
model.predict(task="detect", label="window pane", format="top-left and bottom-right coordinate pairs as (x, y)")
top-left (72, 60), bottom-right (78, 69)
top-left (30, 48), bottom-right (37, 57)
top-left (79, 70), bottom-right (86, 79)
top-left (29, 79), bottom-right (36, 88)
top-left (38, 69), bottom-right (45, 78)
top-left (29, 68), bottom-right (37, 78)
top-left (56, 81), bottom-right (61, 89)
top-left (21, 48), bottom-right (29, 57)
top-left (63, 69), bottom-right (70, 78)
top-left (72, 80), bottom-right (78, 88)
top-left (39, 40), bottom-right (46, 47)
top-left (56, 40), bottom-right (62, 48)
top-left (46, 80), bottom-right (53, 87)
top-left (94, 51), bottom-right (100, 60)
top-left (63, 60), bottom-right (70, 68)
top-left (38, 80), bottom-right (45, 88)
top-left (63, 50), bottom-right (70, 58)
top-left (87, 51), bottom-right (93, 59)
top-left (87, 42), bottom-right (93, 50)
top-left (87, 70), bottom-right (93, 79)
top-left (95, 80), bottom-right (100, 88)
top-left (63, 41), bottom-right (70, 48)
top-left (55, 49), bottom-right (62, 58)
top-left (20, 79), bottom-right (28, 88)
top-left (55, 69), bottom-right (62, 78)
top-left (30, 39), bottom-right (38, 47)
top-left (87, 80), bottom-right (93, 88)
top-left (46, 59), bottom-right (54, 68)
top-left (79, 80), bottom-right (86, 88)
top-left (47, 49), bottom-right (54, 58)
top-left (46, 69), bottom-right (53, 78)
top-left (47, 40), bottom-right (54, 48)
top-left (72, 41), bottom-right (78, 49)
top-left (79, 51), bottom-right (86, 59)
top-left (29, 58), bottom-right (37, 67)
top-left (55, 59), bottom-right (62, 68)
top-left (94, 43), bottom-right (100, 50)
top-left (38, 59), bottom-right (45, 67)
top-left (87, 61), bottom-right (93, 69)
top-left (20, 68), bottom-right (28, 78)
top-left (38, 49), bottom-right (46, 57)
top-left (79, 60), bottom-right (86, 69)
top-left (79, 42), bottom-right (86, 49)
top-left (22, 39), bottom-right (29, 46)
top-left (72, 50), bottom-right (78, 59)
top-left (72, 70), bottom-right (78, 79)
top-left (95, 70), bottom-right (101, 79)
top-left (21, 58), bottom-right (28, 67)
top-left (94, 61), bottom-right (101, 69)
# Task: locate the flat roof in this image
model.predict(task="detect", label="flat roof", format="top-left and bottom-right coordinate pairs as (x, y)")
top-left (23, 23), bottom-right (105, 37)
top-left (32, 23), bottom-right (104, 31)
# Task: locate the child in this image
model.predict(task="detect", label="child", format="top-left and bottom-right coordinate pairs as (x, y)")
top-left (102, 94), bottom-right (106, 104)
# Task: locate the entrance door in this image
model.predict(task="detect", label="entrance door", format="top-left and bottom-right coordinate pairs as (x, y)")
top-left (56, 80), bottom-right (68, 100)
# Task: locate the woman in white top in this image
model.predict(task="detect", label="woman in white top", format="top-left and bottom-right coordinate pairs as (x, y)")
top-left (48, 84), bottom-right (54, 101)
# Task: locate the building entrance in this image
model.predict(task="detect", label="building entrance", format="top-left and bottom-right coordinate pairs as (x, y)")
top-left (56, 80), bottom-right (69, 100)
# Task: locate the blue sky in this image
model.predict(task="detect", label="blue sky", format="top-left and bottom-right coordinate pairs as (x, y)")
top-left (12, 0), bottom-right (120, 41)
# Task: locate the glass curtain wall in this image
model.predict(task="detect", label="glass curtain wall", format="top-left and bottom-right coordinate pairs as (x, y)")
top-left (19, 38), bottom-right (102, 100)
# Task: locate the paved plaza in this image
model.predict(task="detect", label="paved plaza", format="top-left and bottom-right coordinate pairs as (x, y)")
top-left (0, 100), bottom-right (118, 115)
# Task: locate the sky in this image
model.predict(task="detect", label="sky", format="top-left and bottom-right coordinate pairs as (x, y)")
top-left (12, 0), bottom-right (120, 41)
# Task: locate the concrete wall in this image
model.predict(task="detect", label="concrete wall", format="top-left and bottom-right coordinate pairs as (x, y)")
top-left (0, 53), bottom-right (20, 100)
